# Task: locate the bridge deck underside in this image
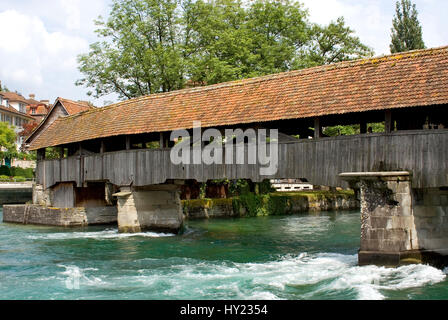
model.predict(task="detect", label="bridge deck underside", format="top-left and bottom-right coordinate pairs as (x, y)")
top-left (37, 130), bottom-right (448, 189)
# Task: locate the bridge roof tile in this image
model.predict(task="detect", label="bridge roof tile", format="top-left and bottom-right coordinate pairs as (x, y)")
top-left (27, 46), bottom-right (448, 150)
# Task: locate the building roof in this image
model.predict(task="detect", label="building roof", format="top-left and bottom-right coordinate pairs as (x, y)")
top-left (58, 98), bottom-right (94, 115)
top-left (27, 46), bottom-right (448, 150)
top-left (27, 104), bottom-right (50, 116)
top-left (0, 91), bottom-right (29, 104)
top-left (25, 97), bottom-right (95, 144)
top-left (0, 104), bottom-right (35, 120)
top-left (27, 98), bottom-right (41, 105)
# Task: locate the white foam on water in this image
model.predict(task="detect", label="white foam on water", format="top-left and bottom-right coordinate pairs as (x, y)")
top-left (58, 265), bottom-right (105, 288)
top-left (282, 253), bottom-right (446, 300)
top-left (27, 229), bottom-right (175, 240)
top-left (129, 253), bottom-right (446, 300)
top-left (48, 253), bottom-right (446, 300)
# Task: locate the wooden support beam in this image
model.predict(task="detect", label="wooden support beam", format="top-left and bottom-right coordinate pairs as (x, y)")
top-left (59, 147), bottom-right (64, 159)
top-left (159, 132), bottom-right (165, 148)
top-left (360, 121), bottom-right (367, 134)
top-left (314, 117), bottom-right (322, 139)
top-left (126, 136), bottom-right (131, 150)
top-left (385, 110), bottom-right (392, 133)
top-left (100, 140), bottom-right (105, 154)
top-left (37, 148), bottom-right (45, 161)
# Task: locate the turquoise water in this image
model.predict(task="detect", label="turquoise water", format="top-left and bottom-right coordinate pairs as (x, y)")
top-left (1, 208), bottom-right (448, 300)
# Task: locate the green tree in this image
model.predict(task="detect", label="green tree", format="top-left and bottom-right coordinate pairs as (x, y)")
top-left (0, 122), bottom-right (17, 161)
top-left (390, 0), bottom-right (425, 53)
top-left (301, 17), bottom-right (373, 67)
top-left (77, 0), bottom-right (373, 99)
top-left (0, 81), bottom-right (9, 92)
top-left (77, 0), bottom-right (186, 99)
top-left (184, 0), bottom-right (311, 84)
top-left (0, 122), bottom-right (16, 151)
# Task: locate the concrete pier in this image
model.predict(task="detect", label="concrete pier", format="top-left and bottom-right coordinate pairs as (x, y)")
top-left (341, 172), bottom-right (448, 267)
top-left (114, 185), bottom-right (184, 234)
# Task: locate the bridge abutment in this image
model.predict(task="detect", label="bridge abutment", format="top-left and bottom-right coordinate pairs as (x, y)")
top-left (341, 172), bottom-right (448, 268)
top-left (3, 182), bottom-right (117, 227)
top-left (114, 185), bottom-right (184, 234)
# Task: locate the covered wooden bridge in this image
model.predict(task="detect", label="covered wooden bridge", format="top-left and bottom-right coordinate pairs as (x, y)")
top-left (27, 47), bottom-right (448, 190)
top-left (10, 46), bottom-right (448, 266)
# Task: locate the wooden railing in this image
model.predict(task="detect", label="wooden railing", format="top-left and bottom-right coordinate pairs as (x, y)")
top-left (37, 130), bottom-right (448, 189)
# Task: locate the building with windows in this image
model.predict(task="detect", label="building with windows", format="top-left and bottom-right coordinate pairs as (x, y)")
top-left (0, 92), bottom-right (37, 150)
top-left (26, 94), bottom-right (51, 123)
top-left (0, 91), bottom-right (29, 113)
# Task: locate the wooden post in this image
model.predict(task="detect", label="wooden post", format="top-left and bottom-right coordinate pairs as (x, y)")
top-left (159, 132), bottom-right (164, 148)
top-left (59, 147), bottom-right (64, 159)
top-left (360, 121), bottom-right (367, 134)
top-left (37, 148), bottom-right (45, 161)
top-left (100, 140), bottom-right (105, 154)
top-left (314, 117), bottom-right (322, 139)
top-left (126, 136), bottom-right (131, 150)
top-left (385, 110), bottom-right (392, 133)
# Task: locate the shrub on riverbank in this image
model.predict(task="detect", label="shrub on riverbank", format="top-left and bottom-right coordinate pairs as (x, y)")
top-left (0, 166), bottom-right (34, 179)
top-left (0, 175), bottom-right (29, 182)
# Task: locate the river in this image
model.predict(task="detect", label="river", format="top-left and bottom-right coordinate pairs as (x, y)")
top-left (0, 209), bottom-right (447, 300)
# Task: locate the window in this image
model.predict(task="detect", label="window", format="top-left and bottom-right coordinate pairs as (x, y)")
top-left (19, 103), bottom-right (26, 113)
top-left (32, 108), bottom-right (36, 115)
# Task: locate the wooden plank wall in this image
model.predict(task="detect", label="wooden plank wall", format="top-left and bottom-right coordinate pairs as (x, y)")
top-left (52, 182), bottom-right (75, 208)
top-left (37, 130), bottom-right (448, 189)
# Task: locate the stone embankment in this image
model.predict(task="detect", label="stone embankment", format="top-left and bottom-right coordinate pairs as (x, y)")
top-left (3, 205), bottom-right (117, 227)
top-left (3, 191), bottom-right (359, 228)
top-left (183, 191), bottom-right (360, 219)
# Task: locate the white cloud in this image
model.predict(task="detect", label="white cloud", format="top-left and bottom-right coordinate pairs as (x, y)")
top-left (59, 0), bottom-right (82, 30)
top-left (0, 9), bottom-right (88, 95)
top-left (301, 0), bottom-right (392, 55)
top-left (301, 0), bottom-right (448, 56)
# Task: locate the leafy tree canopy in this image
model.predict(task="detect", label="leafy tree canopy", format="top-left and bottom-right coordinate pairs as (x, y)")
top-left (77, 0), bottom-right (373, 99)
top-left (0, 122), bottom-right (17, 160)
top-left (0, 81), bottom-right (9, 92)
top-left (390, 0), bottom-right (425, 53)
top-left (0, 122), bottom-right (16, 152)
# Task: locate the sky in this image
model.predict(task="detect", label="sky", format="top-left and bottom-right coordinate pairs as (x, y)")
top-left (0, 0), bottom-right (447, 107)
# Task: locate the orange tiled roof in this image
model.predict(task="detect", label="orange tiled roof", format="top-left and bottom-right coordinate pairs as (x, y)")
top-left (26, 104), bottom-right (49, 116)
top-left (28, 46), bottom-right (448, 150)
top-left (58, 98), bottom-right (94, 115)
top-left (0, 91), bottom-right (29, 104)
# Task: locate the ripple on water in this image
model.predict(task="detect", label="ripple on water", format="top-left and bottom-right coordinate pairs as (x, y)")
top-left (26, 229), bottom-right (175, 240)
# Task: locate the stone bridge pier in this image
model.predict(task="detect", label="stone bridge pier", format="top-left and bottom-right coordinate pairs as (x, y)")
top-left (341, 172), bottom-right (448, 268)
top-left (113, 183), bottom-right (184, 234)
